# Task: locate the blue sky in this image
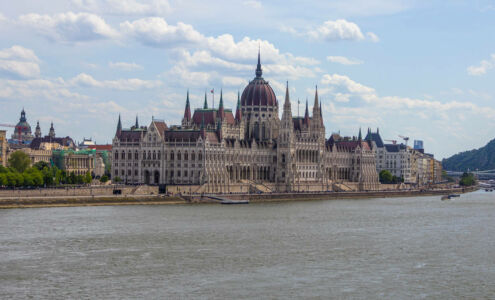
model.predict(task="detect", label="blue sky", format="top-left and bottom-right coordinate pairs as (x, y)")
top-left (1, 0), bottom-right (495, 159)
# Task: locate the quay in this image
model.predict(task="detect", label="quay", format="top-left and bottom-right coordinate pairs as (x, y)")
top-left (0, 185), bottom-right (478, 209)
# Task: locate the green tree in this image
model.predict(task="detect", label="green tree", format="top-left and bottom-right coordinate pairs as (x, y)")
top-left (8, 151), bottom-right (31, 173)
top-left (14, 172), bottom-right (24, 187)
top-left (33, 161), bottom-right (50, 171)
top-left (6, 172), bottom-right (16, 187)
top-left (75, 174), bottom-right (84, 184)
top-left (459, 172), bottom-right (476, 186)
top-left (114, 176), bottom-right (122, 183)
top-left (42, 167), bottom-right (53, 185)
top-left (379, 170), bottom-right (393, 184)
top-left (84, 172), bottom-right (92, 184)
top-left (100, 175), bottom-right (109, 183)
top-left (0, 173), bottom-right (7, 186)
top-left (23, 173), bottom-right (34, 186)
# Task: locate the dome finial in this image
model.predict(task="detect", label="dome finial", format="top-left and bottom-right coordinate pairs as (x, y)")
top-left (255, 45), bottom-right (262, 78)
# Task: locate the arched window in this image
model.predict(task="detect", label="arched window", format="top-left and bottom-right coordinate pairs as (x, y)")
top-left (114, 152), bottom-right (118, 160)
top-left (158, 151), bottom-right (161, 160)
top-left (128, 151), bottom-right (132, 160)
top-left (253, 122), bottom-right (259, 140)
top-left (147, 151), bottom-right (151, 160)
top-left (134, 151), bottom-right (138, 160)
top-left (262, 123), bottom-right (266, 140)
top-left (191, 152), bottom-right (195, 160)
top-left (170, 151), bottom-right (174, 160)
top-left (121, 151), bottom-right (125, 160)
top-left (198, 152), bottom-right (202, 161)
top-left (184, 152), bottom-right (188, 160)
top-left (153, 151), bottom-right (156, 160)
top-left (177, 152), bottom-right (182, 160)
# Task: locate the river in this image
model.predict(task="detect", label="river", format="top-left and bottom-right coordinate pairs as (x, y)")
top-left (1, 191), bottom-right (494, 299)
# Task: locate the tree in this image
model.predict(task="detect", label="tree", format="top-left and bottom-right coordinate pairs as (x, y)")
top-left (8, 151), bottom-right (31, 173)
top-left (23, 173), bottom-right (34, 187)
top-left (84, 172), bottom-right (92, 184)
top-left (459, 172), bottom-right (476, 186)
top-left (114, 176), bottom-right (122, 183)
top-left (33, 161), bottom-right (50, 171)
top-left (0, 173), bottom-right (7, 186)
top-left (100, 175), bottom-right (109, 183)
top-left (379, 170), bottom-right (394, 184)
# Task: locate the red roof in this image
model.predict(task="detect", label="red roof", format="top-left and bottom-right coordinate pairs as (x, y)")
top-left (88, 144), bottom-right (112, 151)
top-left (241, 78), bottom-right (277, 107)
top-left (192, 109), bottom-right (235, 126)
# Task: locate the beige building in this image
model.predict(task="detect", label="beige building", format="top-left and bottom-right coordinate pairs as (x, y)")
top-left (112, 54), bottom-right (380, 192)
top-left (52, 150), bottom-right (95, 176)
top-left (0, 130), bottom-right (7, 167)
top-left (19, 148), bottom-right (53, 166)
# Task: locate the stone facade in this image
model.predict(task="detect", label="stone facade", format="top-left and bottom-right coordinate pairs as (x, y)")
top-left (112, 54), bottom-right (380, 192)
top-left (0, 130), bottom-right (6, 167)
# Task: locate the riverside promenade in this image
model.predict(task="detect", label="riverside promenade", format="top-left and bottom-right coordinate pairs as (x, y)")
top-left (0, 185), bottom-right (478, 209)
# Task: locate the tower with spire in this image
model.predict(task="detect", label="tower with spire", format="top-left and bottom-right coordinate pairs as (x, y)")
top-left (182, 90), bottom-right (192, 127)
top-left (116, 114), bottom-right (122, 137)
top-left (48, 122), bottom-right (55, 138)
top-left (35, 121), bottom-right (41, 138)
top-left (277, 81), bottom-right (295, 186)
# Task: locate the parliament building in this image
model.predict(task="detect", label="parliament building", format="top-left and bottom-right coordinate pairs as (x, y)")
top-left (112, 52), bottom-right (380, 193)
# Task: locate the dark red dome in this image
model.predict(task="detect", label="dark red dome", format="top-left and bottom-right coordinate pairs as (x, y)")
top-left (241, 51), bottom-right (277, 107)
top-left (241, 78), bottom-right (277, 107)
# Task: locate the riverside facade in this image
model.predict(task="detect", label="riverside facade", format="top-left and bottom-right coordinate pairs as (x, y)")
top-left (112, 53), bottom-right (380, 193)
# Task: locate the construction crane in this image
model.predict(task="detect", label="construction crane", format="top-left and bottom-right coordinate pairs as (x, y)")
top-left (0, 123), bottom-right (21, 142)
top-left (398, 135), bottom-right (409, 146)
top-left (384, 139), bottom-right (397, 145)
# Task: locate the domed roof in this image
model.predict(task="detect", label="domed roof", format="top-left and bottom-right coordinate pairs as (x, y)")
top-left (15, 109), bottom-right (31, 132)
top-left (241, 51), bottom-right (277, 107)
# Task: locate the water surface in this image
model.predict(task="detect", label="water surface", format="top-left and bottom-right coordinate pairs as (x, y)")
top-left (1, 191), bottom-right (494, 299)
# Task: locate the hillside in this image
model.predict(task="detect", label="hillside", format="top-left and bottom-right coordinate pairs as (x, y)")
top-left (442, 138), bottom-right (495, 171)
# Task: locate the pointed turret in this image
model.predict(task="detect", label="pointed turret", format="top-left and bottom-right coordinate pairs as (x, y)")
top-left (313, 85), bottom-right (319, 112)
top-left (255, 46), bottom-right (263, 78)
top-left (35, 121), bottom-right (41, 138)
top-left (135, 115), bottom-right (139, 128)
top-left (203, 91), bottom-right (208, 109)
top-left (284, 81), bottom-right (291, 109)
top-left (304, 98), bottom-right (310, 125)
top-left (200, 114), bottom-right (206, 139)
top-left (116, 114), bottom-right (122, 136)
top-left (218, 89), bottom-right (224, 120)
top-left (358, 128), bottom-right (362, 141)
top-left (49, 122), bottom-right (55, 138)
top-left (281, 81), bottom-right (293, 130)
top-left (183, 90), bottom-right (191, 125)
top-left (235, 90), bottom-right (242, 122)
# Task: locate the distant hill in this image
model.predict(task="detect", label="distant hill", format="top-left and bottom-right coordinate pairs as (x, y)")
top-left (442, 138), bottom-right (495, 171)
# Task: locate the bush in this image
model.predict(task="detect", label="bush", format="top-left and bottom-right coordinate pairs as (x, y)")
top-left (459, 172), bottom-right (476, 186)
top-left (114, 176), bottom-right (122, 183)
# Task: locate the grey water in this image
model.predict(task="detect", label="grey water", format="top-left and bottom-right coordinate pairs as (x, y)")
top-left (1, 191), bottom-right (495, 299)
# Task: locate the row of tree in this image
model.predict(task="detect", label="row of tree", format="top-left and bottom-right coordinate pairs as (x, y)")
top-left (378, 170), bottom-right (404, 184)
top-left (0, 151), bottom-right (92, 187)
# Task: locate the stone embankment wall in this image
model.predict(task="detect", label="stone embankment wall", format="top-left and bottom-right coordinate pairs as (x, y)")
top-left (0, 185), bottom-right (158, 198)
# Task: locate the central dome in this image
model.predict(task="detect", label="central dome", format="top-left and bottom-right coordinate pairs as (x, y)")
top-left (240, 52), bottom-right (277, 107)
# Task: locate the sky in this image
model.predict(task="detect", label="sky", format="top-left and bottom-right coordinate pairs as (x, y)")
top-left (1, 0), bottom-right (495, 159)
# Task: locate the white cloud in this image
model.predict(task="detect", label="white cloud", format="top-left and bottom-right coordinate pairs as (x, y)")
top-left (222, 76), bottom-right (248, 87)
top-left (120, 17), bottom-right (203, 47)
top-left (327, 55), bottom-right (363, 65)
top-left (71, 0), bottom-right (171, 15)
top-left (18, 12), bottom-right (119, 42)
top-left (366, 32), bottom-right (380, 42)
top-left (70, 73), bottom-right (161, 90)
top-left (242, 0), bottom-right (262, 9)
top-left (309, 19), bottom-right (365, 41)
top-left (0, 45), bottom-right (41, 78)
top-left (467, 54), bottom-right (495, 76)
top-left (109, 61), bottom-right (143, 71)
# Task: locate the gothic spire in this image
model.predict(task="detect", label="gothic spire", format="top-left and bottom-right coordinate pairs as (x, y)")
top-left (235, 90), bottom-right (242, 122)
top-left (203, 91), bottom-right (208, 109)
top-left (358, 127), bottom-right (362, 141)
top-left (183, 90), bottom-right (191, 121)
top-left (218, 89), bottom-right (224, 120)
top-left (255, 46), bottom-right (262, 78)
top-left (284, 81), bottom-right (291, 109)
top-left (116, 114), bottom-right (122, 136)
top-left (313, 85), bottom-right (319, 111)
top-left (135, 115), bottom-right (139, 128)
top-left (304, 98), bottom-right (309, 125)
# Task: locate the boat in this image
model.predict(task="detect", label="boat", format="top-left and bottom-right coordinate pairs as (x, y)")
top-left (441, 195), bottom-right (450, 201)
top-left (449, 194), bottom-right (460, 198)
top-left (221, 200), bottom-right (249, 205)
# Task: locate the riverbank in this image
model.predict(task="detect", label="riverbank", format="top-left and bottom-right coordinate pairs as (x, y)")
top-left (0, 186), bottom-right (478, 209)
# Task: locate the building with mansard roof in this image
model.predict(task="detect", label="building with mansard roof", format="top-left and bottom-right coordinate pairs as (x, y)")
top-left (112, 52), bottom-right (380, 193)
